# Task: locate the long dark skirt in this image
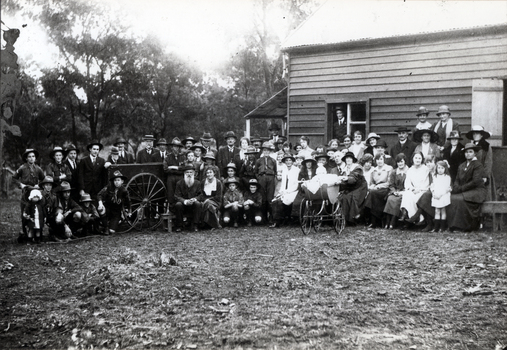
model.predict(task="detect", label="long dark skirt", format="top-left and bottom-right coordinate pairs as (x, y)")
top-left (201, 199), bottom-right (221, 228)
top-left (340, 183), bottom-right (368, 223)
top-left (365, 188), bottom-right (389, 218)
top-left (416, 190), bottom-right (435, 217)
top-left (384, 194), bottom-right (402, 217)
top-left (447, 193), bottom-right (482, 231)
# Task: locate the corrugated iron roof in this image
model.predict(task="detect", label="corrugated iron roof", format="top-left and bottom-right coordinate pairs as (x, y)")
top-left (282, 0), bottom-right (507, 50)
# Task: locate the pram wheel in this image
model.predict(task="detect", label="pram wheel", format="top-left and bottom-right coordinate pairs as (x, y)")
top-left (332, 202), bottom-right (345, 235)
top-left (299, 199), bottom-right (313, 234)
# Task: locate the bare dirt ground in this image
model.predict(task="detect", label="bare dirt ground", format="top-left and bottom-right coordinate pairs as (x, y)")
top-left (1, 198), bottom-right (506, 350)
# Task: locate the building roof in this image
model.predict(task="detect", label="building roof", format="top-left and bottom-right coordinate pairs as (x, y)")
top-left (282, 0), bottom-right (507, 50)
top-left (243, 87), bottom-right (287, 119)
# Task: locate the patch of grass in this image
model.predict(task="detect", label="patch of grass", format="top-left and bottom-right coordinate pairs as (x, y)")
top-left (0, 198), bottom-right (506, 349)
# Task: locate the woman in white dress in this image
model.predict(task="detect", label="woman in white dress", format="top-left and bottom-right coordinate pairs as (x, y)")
top-left (399, 152), bottom-right (431, 223)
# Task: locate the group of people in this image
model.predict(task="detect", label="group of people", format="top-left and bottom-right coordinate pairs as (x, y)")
top-left (12, 104), bottom-right (492, 242)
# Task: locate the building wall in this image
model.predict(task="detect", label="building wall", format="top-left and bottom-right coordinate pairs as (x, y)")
top-left (286, 27), bottom-right (507, 147)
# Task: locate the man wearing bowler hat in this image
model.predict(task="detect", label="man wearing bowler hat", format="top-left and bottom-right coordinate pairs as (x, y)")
top-left (114, 137), bottom-right (134, 164)
top-left (78, 140), bottom-right (109, 203)
top-left (217, 131), bottom-right (242, 180)
top-left (390, 126), bottom-right (417, 166)
top-left (137, 135), bottom-right (157, 163)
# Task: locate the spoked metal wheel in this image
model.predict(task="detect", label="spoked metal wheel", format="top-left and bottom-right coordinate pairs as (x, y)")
top-left (119, 172), bottom-right (166, 232)
top-left (299, 199), bottom-right (313, 234)
top-left (332, 202), bottom-right (345, 235)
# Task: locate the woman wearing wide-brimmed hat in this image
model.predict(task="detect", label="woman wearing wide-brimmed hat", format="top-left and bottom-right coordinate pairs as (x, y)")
top-left (442, 130), bottom-right (465, 184)
top-left (446, 143), bottom-right (487, 232)
top-left (338, 151), bottom-right (368, 225)
top-left (46, 146), bottom-right (73, 190)
top-left (413, 128), bottom-right (441, 160)
top-left (466, 125), bottom-right (493, 200)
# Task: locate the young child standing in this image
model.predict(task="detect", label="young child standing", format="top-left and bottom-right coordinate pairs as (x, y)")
top-left (430, 161), bottom-right (452, 233)
top-left (222, 178), bottom-right (244, 228)
top-left (97, 170), bottom-right (131, 235)
top-left (23, 189), bottom-right (44, 243)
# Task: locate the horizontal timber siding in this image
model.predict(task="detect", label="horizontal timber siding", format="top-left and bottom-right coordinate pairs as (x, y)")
top-left (287, 30), bottom-right (507, 146)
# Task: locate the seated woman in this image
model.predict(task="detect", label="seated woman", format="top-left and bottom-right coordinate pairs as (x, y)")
top-left (314, 153), bottom-right (330, 174)
top-left (338, 151), bottom-right (368, 225)
top-left (360, 154), bottom-right (374, 188)
top-left (365, 153), bottom-right (393, 228)
top-left (383, 153), bottom-right (409, 229)
top-left (442, 130), bottom-right (465, 184)
top-left (413, 129), bottom-right (441, 160)
top-left (465, 125), bottom-right (493, 201)
top-left (399, 152), bottom-right (431, 224)
top-left (364, 132), bottom-right (380, 156)
top-left (447, 143), bottom-right (487, 232)
top-left (408, 154), bottom-right (437, 231)
top-left (197, 167), bottom-right (223, 230)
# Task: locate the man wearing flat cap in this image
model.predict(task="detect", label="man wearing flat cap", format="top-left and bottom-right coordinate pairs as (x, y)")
top-left (390, 126), bottom-right (417, 166)
top-left (217, 131), bottom-right (242, 180)
top-left (137, 135), bottom-right (157, 164)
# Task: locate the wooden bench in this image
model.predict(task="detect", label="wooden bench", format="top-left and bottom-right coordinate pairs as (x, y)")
top-left (482, 201), bottom-right (507, 231)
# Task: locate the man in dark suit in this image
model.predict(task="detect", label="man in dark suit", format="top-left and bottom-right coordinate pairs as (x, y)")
top-left (174, 165), bottom-right (202, 232)
top-left (268, 122), bottom-right (282, 143)
top-left (217, 131), bottom-right (242, 180)
top-left (64, 144), bottom-right (80, 201)
top-left (200, 132), bottom-right (218, 158)
top-left (114, 137), bottom-right (135, 164)
top-left (137, 135), bottom-right (156, 163)
top-left (78, 141), bottom-right (109, 204)
top-left (333, 107), bottom-right (347, 141)
top-left (152, 138), bottom-right (169, 163)
top-left (163, 137), bottom-right (185, 207)
top-left (390, 126), bottom-right (417, 166)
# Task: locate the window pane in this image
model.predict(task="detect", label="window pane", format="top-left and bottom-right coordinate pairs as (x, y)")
top-left (349, 103), bottom-right (366, 122)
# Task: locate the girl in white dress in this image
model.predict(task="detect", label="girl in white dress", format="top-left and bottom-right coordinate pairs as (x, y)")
top-left (431, 161), bottom-right (452, 232)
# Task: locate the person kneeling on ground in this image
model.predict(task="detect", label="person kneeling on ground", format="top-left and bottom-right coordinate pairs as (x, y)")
top-left (39, 176), bottom-right (59, 242)
top-left (55, 181), bottom-right (84, 240)
top-left (174, 165), bottom-right (202, 232)
top-left (79, 193), bottom-right (105, 236)
top-left (243, 179), bottom-right (263, 227)
top-left (222, 177), bottom-right (244, 228)
top-left (97, 171), bottom-right (131, 235)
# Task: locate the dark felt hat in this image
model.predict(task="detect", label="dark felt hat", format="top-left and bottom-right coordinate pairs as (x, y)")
top-left (413, 129), bottom-right (439, 144)
top-left (248, 178), bottom-right (261, 188)
top-left (87, 140), bottom-right (104, 151)
top-left (224, 131), bottom-right (237, 140)
top-left (200, 132), bottom-right (213, 142)
top-left (182, 164), bottom-right (195, 172)
top-left (65, 144), bottom-right (80, 154)
top-left (22, 148), bottom-right (39, 160)
top-left (224, 177), bottom-right (239, 186)
top-left (374, 139), bottom-right (389, 149)
top-left (142, 135), bottom-right (156, 141)
top-left (114, 137), bottom-right (127, 146)
top-left (57, 181), bottom-right (73, 192)
top-left (110, 146), bottom-right (120, 155)
top-left (182, 136), bottom-right (196, 144)
top-left (463, 142), bottom-right (481, 152)
top-left (447, 130), bottom-right (463, 140)
top-left (190, 142), bottom-right (206, 153)
top-left (281, 153), bottom-right (296, 163)
top-left (341, 151), bottom-right (358, 163)
top-left (157, 138), bottom-right (169, 146)
top-left (394, 126), bottom-right (411, 133)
